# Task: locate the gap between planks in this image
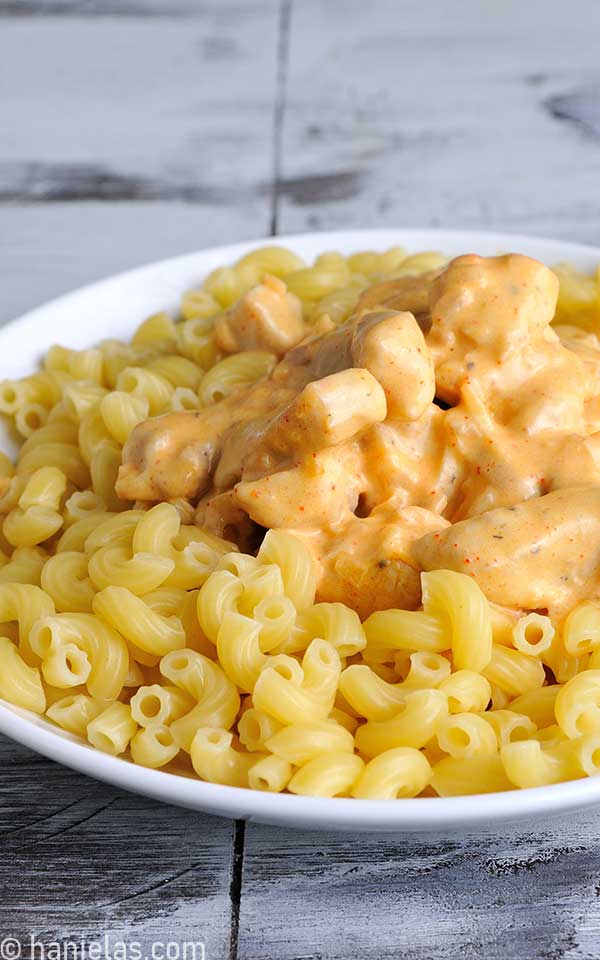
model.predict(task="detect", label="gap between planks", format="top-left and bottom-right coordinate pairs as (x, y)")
top-left (270, 0), bottom-right (293, 236)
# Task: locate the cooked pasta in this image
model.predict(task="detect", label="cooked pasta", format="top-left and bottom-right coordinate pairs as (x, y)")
top-left (92, 586), bottom-right (186, 656)
top-left (421, 569), bottom-right (492, 673)
top-left (29, 612), bottom-right (129, 700)
top-left (130, 723), bottom-right (180, 769)
top-left (0, 242), bottom-right (600, 799)
top-left (437, 713), bottom-right (498, 759)
top-left (482, 709), bottom-right (537, 747)
top-left (216, 612), bottom-right (266, 693)
top-left (247, 754), bottom-right (292, 793)
top-left (338, 664), bottom-right (407, 722)
top-left (190, 727), bottom-right (260, 787)
top-left (198, 351), bottom-right (276, 406)
top-left (252, 653), bottom-right (331, 726)
top-left (100, 391), bottom-right (150, 445)
top-left (238, 707), bottom-right (282, 753)
top-left (439, 670), bottom-right (492, 713)
top-left (0, 636), bottom-right (46, 713)
top-left (88, 545), bottom-right (174, 594)
top-left (351, 747), bottom-right (432, 799)
top-left (287, 752), bottom-right (365, 798)
top-left (129, 683), bottom-right (194, 727)
top-left (355, 689), bottom-right (449, 757)
top-left (160, 648), bottom-right (240, 750)
top-left (41, 551), bottom-right (95, 613)
top-left (46, 693), bottom-right (103, 736)
top-left (265, 720), bottom-right (354, 765)
top-left (87, 702), bottom-right (137, 756)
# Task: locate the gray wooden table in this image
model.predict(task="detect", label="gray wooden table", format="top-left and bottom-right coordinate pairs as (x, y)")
top-left (2, 1), bottom-right (600, 957)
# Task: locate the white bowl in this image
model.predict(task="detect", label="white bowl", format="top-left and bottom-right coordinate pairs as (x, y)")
top-left (2, 227), bottom-right (600, 833)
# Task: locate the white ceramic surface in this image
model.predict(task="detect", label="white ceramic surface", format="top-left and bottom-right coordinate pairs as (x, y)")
top-left (1, 227), bottom-right (599, 833)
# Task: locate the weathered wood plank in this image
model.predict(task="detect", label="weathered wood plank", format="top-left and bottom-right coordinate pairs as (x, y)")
top-left (0, 0), bottom-right (268, 18)
top-left (0, 11), bottom-right (277, 196)
top-left (0, 201), bottom-right (269, 326)
top-left (239, 810), bottom-right (600, 959)
top-left (0, 2), bottom-right (280, 325)
top-left (277, 0), bottom-right (600, 243)
top-left (0, 734), bottom-right (235, 958)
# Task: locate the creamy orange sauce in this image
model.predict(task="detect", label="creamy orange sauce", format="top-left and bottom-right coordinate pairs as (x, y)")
top-left (414, 486), bottom-right (600, 613)
top-left (117, 253), bottom-right (600, 617)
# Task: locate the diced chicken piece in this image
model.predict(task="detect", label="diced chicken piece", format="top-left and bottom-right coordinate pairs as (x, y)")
top-left (118, 318), bottom-right (379, 504)
top-left (430, 253), bottom-right (558, 349)
top-left (291, 501), bottom-right (450, 619)
top-left (359, 407), bottom-right (462, 516)
top-left (351, 310), bottom-right (435, 420)
top-left (212, 416), bottom-right (275, 491)
top-left (272, 323), bottom-right (354, 385)
top-left (413, 486), bottom-right (600, 614)
top-left (354, 270), bottom-right (440, 322)
top-left (116, 410), bottom-right (229, 501)
top-left (235, 444), bottom-right (363, 529)
top-left (214, 274), bottom-right (305, 356)
top-left (264, 368), bottom-right (387, 454)
top-left (427, 254), bottom-right (559, 402)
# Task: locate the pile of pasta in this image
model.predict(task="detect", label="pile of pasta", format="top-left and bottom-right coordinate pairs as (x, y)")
top-left (0, 244), bottom-right (600, 799)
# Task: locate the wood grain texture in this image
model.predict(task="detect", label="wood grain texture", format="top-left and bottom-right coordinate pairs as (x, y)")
top-left (240, 812), bottom-right (600, 959)
top-left (0, 1), bottom-right (212, 14)
top-left (0, 0), bottom-right (279, 324)
top-left (0, 202), bottom-right (269, 326)
top-left (0, 1), bottom-right (270, 21)
top-left (278, 0), bottom-right (600, 242)
top-left (0, 734), bottom-right (235, 957)
top-left (0, 8), bottom-right (276, 190)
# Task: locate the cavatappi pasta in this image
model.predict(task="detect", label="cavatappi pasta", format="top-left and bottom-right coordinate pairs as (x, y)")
top-left (1, 245), bottom-right (600, 798)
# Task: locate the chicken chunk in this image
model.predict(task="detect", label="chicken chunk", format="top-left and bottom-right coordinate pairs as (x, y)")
top-left (235, 443), bottom-right (365, 530)
top-left (290, 501), bottom-right (450, 619)
top-left (351, 310), bottom-right (435, 420)
top-left (354, 270), bottom-right (440, 322)
top-left (115, 410), bottom-right (228, 501)
top-left (118, 307), bottom-right (420, 504)
top-left (214, 274), bottom-right (305, 356)
top-left (413, 486), bottom-right (600, 614)
top-left (426, 253), bottom-right (559, 403)
top-left (260, 368), bottom-right (387, 456)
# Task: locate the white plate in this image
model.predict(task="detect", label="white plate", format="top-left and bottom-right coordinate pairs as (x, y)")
top-left (2, 227), bottom-right (600, 833)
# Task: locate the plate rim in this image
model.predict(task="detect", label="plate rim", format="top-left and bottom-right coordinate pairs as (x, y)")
top-left (2, 225), bottom-right (600, 832)
top-left (5, 226), bottom-right (600, 341)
